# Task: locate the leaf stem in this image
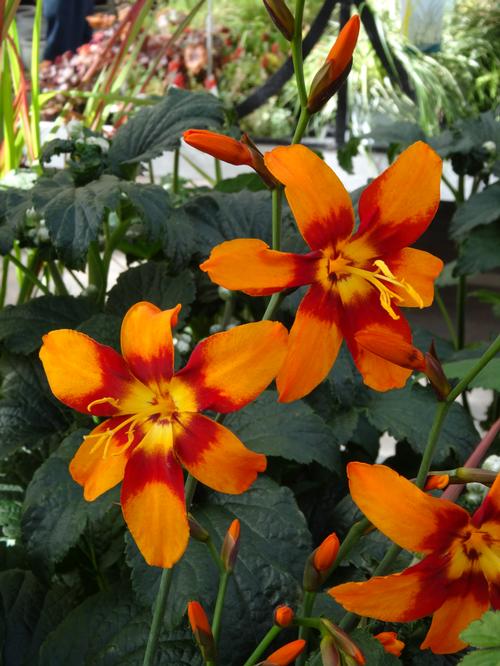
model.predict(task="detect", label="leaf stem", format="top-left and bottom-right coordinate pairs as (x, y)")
top-left (47, 260), bottom-right (69, 296)
top-left (8, 251), bottom-right (50, 297)
top-left (172, 148), bottom-right (180, 194)
top-left (292, 106), bottom-right (310, 145)
top-left (0, 255), bottom-right (10, 308)
top-left (456, 275), bottom-right (467, 350)
top-left (242, 625), bottom-right (282, 666)
top-left (291, 0), bottom-right (308, 109)
top-left (142, 474), bottom-right (198, 666)
top-left (434, 287), bottom-right (459, 350)
top-left (214, 158), bottom-right (222, 185)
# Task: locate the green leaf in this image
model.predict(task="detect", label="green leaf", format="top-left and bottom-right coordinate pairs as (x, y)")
top-left (0, 355), bottom-right (70, 459)
top-left (32, 174), bottom-right (121, 268)
top-left (0, 295), bottom-right (97, 354)
top-left (77, 313), bottom-right (121, 351)
top-left (0, 187), bottom-right (33, 253)
top-left (214, 173), bottom-right (267, 193)
top-left (450, 183), bottom-right (500, 239)
top-left (459, 650), bottom-right (500, 666)
top-left (106, 261), bottom-right (196, 326)
top-left (443, 358), bottom-right (500, 391)
top-left (121, 181), bottom-right (194, 269)
top-left (461, 610), bottom-right (500, 648)
top-left (38, 585), bottom-right (201, 666)
top-left (22, 429), bottom-right (119, 570)
top-left (126, 477), bottom-right (311, 664)
top-left (225, 390), bottom-right (342, 471)
top-left (365, 383), bottom-right (478, 464)
top-left (350, 629), bottom-right (402, 664)
top-left (455, 220), bottom-right (500, 276)
top-left (108, 88), bottom-right (224, 174)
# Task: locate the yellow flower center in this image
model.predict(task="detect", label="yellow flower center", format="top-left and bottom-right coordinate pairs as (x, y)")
top-left (327, 254), bottom-right (423, 319)
top-left (448, 528), bottom-right (500, 580)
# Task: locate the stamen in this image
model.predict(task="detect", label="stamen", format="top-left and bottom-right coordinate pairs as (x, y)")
top-left (374, 260), bottom-right (424, 308)
top-left (87, 396), bottom-right (120, 412)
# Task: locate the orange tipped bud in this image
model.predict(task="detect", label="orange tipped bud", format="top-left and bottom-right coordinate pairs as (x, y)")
top-left (307, 15), bottom-right (360, 113)
top-left (263, 0), bottom-right (295, 41)
top-left (221, 518), bottom-right (241, 572)
top-left (321, 620), bottom-right (366, 665)
top-left (424, 473), bottom-right (450, 491)
top-left (183, 129), bottom-right (278, 188)
top-left (274, 604), bottom-right (294, 627)
top-left (374, 631), bottom-right (405, 657)
top-left (354, 329), bottom-right (426, 372)
top-left (258, 639), bottom-right (306, 665)
top-left (187, 601), bottom-right (216, 661)
top-left (424, 342), bottom-right (451, 401)
top-left (183, 129), bottom-right (254, 166)
top-left (188, 513), bottom-right (210, 542)
top-left (313, 533), bottom-right (340, 572)
top-left (303, 533), bottom-right (340, 591)
top-left (320, 636), bottom-right (341, 666)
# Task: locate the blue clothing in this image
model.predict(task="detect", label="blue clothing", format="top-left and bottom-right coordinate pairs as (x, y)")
top-left (43, 0), bottom-right (94, 60)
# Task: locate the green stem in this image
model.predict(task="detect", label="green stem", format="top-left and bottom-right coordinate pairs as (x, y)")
top-left (172, 148), bottom-right (180, 195)
top-left (297, 591), bottom-right (316, 666)
top-left (272, 187), bottom-right (282, 250)
top-left (291, 106), bottom-right (310, 145)
top-left (214, 158), bottom-right (222, 185)
top-left (291, 0), bottom-right (308, 108)
top-left (441, 173), bottom-right (458, 199)
top-left (221, 292), bottom-right (234, 330)
top-left (456, 275), bottom-right (467, 350)
top-left (8, 251), bottom-right (50, 297)
top-left (242, 625), bottom-right (282, 666)
top-left (262, 292), bottom-right (284, 321)
top-left (206, 539), bottom-right (225, 573)
top-left (211, 570), bottom-right (230, 645)
top-left (142, 474), bottom-right (198, 666)
top-left (181, 152), bottom-right (215, 185)
top-left (0, 256), bottom-right (10, 308)
top-left (47, 260), bottom-right (69, 296)
top-left (147, 160), bottom-right (155, 184)
top-left (340, 334), bottom-right (500, 630)
top-left (434, 287), bottom-right (459, 350)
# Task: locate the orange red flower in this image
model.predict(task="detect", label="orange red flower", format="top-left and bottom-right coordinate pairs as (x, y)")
top-left (201, 142), bottom-right (443, 401)
top-left (329, 463), bottom-right (500, 654)
top-left (260, 639), bottom-right (306, 665)
top-left (40, 302), bottom-right (287, 568)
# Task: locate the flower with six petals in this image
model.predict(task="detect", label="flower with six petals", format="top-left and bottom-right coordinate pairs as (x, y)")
top-left (201, 142), bottom-right (443, 401)
top-left (40, 302), bottom-right (287, 568)
top-left (329, 462), bottom-right (500, 654)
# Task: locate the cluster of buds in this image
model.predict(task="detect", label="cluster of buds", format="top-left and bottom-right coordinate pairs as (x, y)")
top-left (303, 533), bottom-right (340, 592)
top-left (183, 130), bottom-right (279, 188)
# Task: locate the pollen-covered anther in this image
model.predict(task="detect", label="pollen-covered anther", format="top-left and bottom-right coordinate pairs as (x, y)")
top-left (87, 396), bottom-right (120, 412)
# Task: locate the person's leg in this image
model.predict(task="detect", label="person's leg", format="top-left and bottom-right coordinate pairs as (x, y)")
top-left (43, 0), bottom-right (95, 61)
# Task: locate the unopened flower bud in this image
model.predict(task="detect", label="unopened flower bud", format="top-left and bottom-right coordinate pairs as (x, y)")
top-left (263, 0), bottom-right (295, 41)
top-left (274, 604), bottom-right (294, 627)
top-left (303, 533), bottom-right (340, 591)
top-left (307, 15), bottom-right (360, 113)
top-left (188, 513), bottom-right (210, 542)
top-left (424, 474), bottom-right (450, 491)
top-left (424, 342), bottom-right (451, 401)
top-left (257, 639), bottom-right (306, 665)
top-left (187, 601), bottom-right (216, 661)
top-left (374, 631), bottom-right (405, 657)
top-left (221, 519), bottom-right (240, 572)
top-left (354, 329), bottom-right (426, 372)
top-left (321, 620), bottom-right (366, 665)
top-left (320, 636), bottom-right (341, 666)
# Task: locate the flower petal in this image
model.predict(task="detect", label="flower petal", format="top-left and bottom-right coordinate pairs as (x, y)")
top-left (173, 413), bottom-right (266, 493)
top-left (120, 301), bottom-right (181, 393)
top-left (386, 248), bottom-right (443, 307)
top-left (264, 145), bottom-right (354, 250)
top-left (200, 239), bottom-right (320, 296)
top-left (420, 573), bottom-right (489, 654)
top-left (329, 555), bottom-right (447, 622)
top-left (171, 322), bottom-right (288, 413)
top-left (338, 281), bottom-right (414, 391)
top-left (346, 463), bottom-right (471, 553)
top-left (69, 416), bottom-right (143, 501)
top-left (277, 283), bottom-right (342, 402)
top-left (121, 421), bottom-right (188, 568)
top-left (354, 142), bottom-right (442, 254)
top-left (472, 469), bottom-right (500, 527)
top-left (40, 329), bottom-right (153, 416)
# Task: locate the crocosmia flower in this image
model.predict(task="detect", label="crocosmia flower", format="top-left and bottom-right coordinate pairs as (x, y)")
top-left (329, 463), bottom-right (500, 654)
top-left (40, 302), bottom-right (287, 568)
top-left (201, 142), bottom-right (443, 402)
